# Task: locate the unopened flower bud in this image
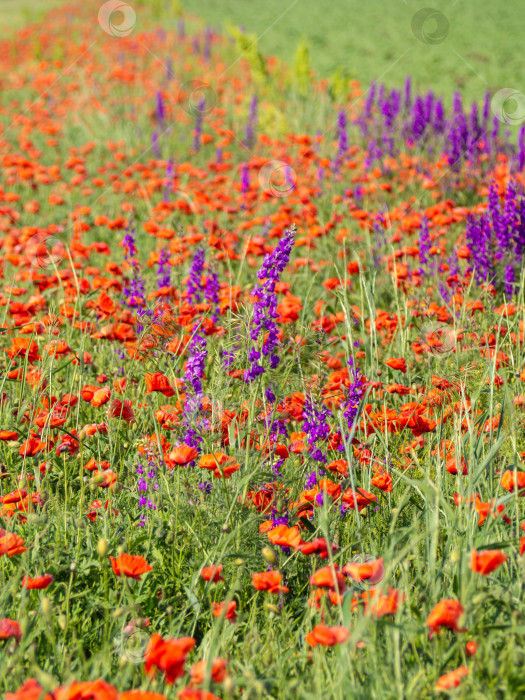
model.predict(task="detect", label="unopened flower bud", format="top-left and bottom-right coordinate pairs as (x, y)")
top-left (97, 538), bottom-right (108, 558)
top-left (262, 547), bottom-right (277, 565)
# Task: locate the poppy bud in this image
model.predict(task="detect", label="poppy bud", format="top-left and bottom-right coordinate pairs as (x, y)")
top-left (222, 522), bottom-right (231, 533)
top-left (58, 614), bottom-right (67, 630)
top-left (90, 474), bottom-right (107, 485)
top-left (262, 547), bottom-right (278, 565)
top-left (110, 482), bottom-right (121, 494)
top-left (19, 478), bottom-right (26, 489)
top-left (112, 607), bottom-right (125, 618)
top-left (472, 592), bottom-right (487, 605)
top-left (265, 603), bottom-right (280, 615)
top-left (41, 597), bottom-right (51, 617)
top-left (97, 538), bottom-right (108, 558)
top-left (450, 548), bottom-right (461, 563)
top-left (7, 440), bottom-right (20, 449)
top-left (223, 675), bottom-right (235, 695)
top-left (70, 561), bottom-right (77, 573)
top-left (234, 558), bottom-right (244, 567)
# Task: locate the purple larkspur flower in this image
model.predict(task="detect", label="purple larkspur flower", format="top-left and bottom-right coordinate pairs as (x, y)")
top-left (244, 226), bottom-right (295, 383)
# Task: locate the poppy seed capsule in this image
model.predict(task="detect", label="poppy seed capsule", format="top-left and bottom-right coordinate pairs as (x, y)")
top-left (450, 549), bottom-right (461, 563)
top-left (262, 547), bottom-right (278, 565)
top-left (223, 676), bottom-right (234, 695)
top-left (97, 538), bottom-right (108, 557)
top-left (41, 597), bottom-right (51, 616)
top-left (265, 603), bottom-right (280, 615)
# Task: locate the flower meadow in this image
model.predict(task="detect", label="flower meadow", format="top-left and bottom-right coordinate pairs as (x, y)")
top-left (2, 1), bottom-right (525, 698)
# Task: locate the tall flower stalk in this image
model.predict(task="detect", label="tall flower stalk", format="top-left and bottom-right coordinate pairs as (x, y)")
top-left (244, 226), bottom-right (296, 384)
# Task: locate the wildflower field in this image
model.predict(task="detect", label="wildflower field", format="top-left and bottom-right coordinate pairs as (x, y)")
top-left (2, 1), bottom-right (525, 698)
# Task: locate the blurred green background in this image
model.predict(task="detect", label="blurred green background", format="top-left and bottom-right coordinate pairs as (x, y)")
top-left (3, 0), bottom-right (524, 104)
top-left (182, 0), bottom-right (525, 104)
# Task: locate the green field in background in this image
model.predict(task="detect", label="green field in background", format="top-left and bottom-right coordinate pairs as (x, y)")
top-left (0, 0), bottom-right (63, 29)
top-left (2, 0), bottom-right (525, 106)
top-left (182, 0), bottom-right (525, 104)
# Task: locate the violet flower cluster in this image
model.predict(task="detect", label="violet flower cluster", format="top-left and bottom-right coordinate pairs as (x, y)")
top-left (303, 394), bottom-right (331, 463)
top-left (122, 228), bottom-right (151, 333)
top-left (244, 95), bottom-right (258, 149)
top-left (466, 179), bottom-right (525, 295)
top-left (136, 459), bottom-right (159, 527)
top-left (182, 248), bottom-right (209, 448)
top-left (343, 355), bottom-right (365, 437)
top-left (356, 78), bottom-right (525, 172)
top-left (332, 110), bottom-right (348, 175)
top-left (244, 226), bottom-right (296, 384)
top-left (157, 247), bottom-right (171, 289)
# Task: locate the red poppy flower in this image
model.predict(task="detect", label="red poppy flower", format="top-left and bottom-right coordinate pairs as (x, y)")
top-left (212, 600), bottom-right (237, 622)
top-left (110, 553), bottom-right (153, 580)
top-left (500, 469), bottom-right (525, 493)
top-left (435, 666), bottom-right (468, 692)
top-left (169, 445), bottom-right (199, 465)
top-left (343, 557), bottom-right (384, 584)
top-left (0, 530), bottom-right (27, 557)
top-left (200, 565), bottom-right (224, 583)
top-left (305, 624), bottom-right (350, 647)
top-left (470, 549), bottom-right (507, 575)
top-left (385, 357), bottom-right (407, 373)
top-left (22, 573), bottom-right (54, 589)
top-left (252, 570), bottom-right (288, 594)
top-left (0, 618), bottom-right (22, 643)
top-left (144, 633), bottom-right (196, 684)
top-left (145, 372), bottom-right (175, 397)
top-left (426, 599), bottom-right (466, 636)
top-left (190, 657), bottom-right (228, 685)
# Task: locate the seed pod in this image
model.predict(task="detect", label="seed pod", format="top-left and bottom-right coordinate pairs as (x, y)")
top-left (262, 547), bottom-right (277, 565)
top-left (97, 538), bottom-right (108, 558)
top-left (41, 597), bottom-right (51, 617)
